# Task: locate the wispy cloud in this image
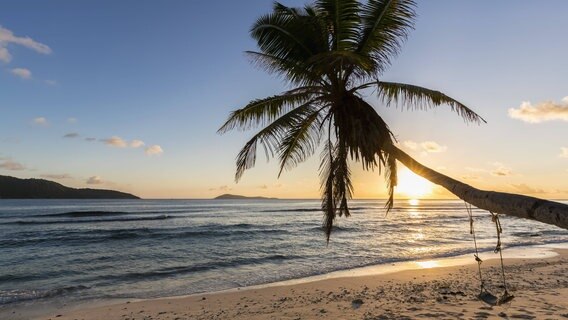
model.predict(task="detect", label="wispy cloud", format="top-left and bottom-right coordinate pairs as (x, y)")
top-left (86, 176), bottom-right (103, 185)
top-left (0, 25), bottom-right (51, 64)
top-left (209, 185), bottom-right (231, 192)
top-left (508, 97), bottom-right (568, 123)
top-left (560, 147), bottom-right (568, 158)
top-left (420, 141), bottom-right (447, 153)
top-left (0, 25), bottom-right (51, 59)
top-left (0, 160), bottom-right (26, 171)
top-left (44, 80), bottom-right (58, 86)
top-left (63, 133), bottom-right (79, 138)
top-left (101, 136), bottom-right (150, 151)
top-left (41, 173), bottom-right (72, 180)
top-left (491, 162), bottom-right (513, 177)
top-left (145, 145), bottom-right (163, 156)
top-left (403, 140), bottom-right (447, 153)
top-left (403, 140), bottom-right (418, 150)
top-left (11, 67), bottom-right (32, 79)
top-left (101, 136), bottom-right (127, 148)
top-left (510, 183), bottom-right (546, 194)
top-left (32, 117), bottom-right (48, 126)
top-left (85, 137), bottom-right (96, 142)
top-left (130, 140), bottom-right (145, 148)
top-left (67, 117), bottom-right (77, 124)
top-left (0, 47), bottom-right (11, 62)
top-left (461, 174), bottom-right (481, 181)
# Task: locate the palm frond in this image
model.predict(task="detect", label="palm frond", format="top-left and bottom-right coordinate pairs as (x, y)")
top-left (234, 102), bottom-right (320, 181)
top-left (383, 149), bottom-right (397, 212)
top-left (333, 94), bottom-right (395, 169)
top-left (377, 81), bottom-right (486, 124)
top-left (357, 0), bottom-right (416, 74)
top-left (320, 137), bottom-right (352, 242)
top-left (218, 89), bottom-right (319, 134)
top-left (277, 108), bottom-right (326, 177)
top-left (245, 51), bottom-right (327, 86)
top-left (251, 6), bottom-right (328, 65)
top-left (304, 50), bottom-right (375, 77)
top-left (314, 0), bottom-right (360, 51)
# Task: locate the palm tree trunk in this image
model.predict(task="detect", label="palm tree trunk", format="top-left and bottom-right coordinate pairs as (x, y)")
top-left (386, 144), bottom-right (568, 230)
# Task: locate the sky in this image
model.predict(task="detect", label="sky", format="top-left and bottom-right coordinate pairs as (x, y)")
top-left (1, 0), bottom-right (567, 199)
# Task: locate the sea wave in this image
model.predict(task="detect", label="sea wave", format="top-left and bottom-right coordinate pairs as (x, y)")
top-left (1, 215), bottom-right (174, 225)
top-left (0, 226), bottom-right (291, 248)
top-left (90, 254), bottom-right (301, 284)
top-left (0, 285), bottom-right (89, 305)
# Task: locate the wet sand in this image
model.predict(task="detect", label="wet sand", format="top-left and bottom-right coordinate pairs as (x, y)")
top-left (37, 249), bottom-right (568, 320)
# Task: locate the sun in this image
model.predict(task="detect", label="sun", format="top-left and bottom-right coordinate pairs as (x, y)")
top-left (395, 169), bottom-right (433, 199)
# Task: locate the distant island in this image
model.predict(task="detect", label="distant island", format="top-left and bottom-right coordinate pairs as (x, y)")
top-left (214, 194), bottom-right (278, 200)
top-left (0, 175), bottom-right (139, 199)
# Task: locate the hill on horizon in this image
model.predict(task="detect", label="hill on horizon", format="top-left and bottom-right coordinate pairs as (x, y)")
top-left (0, 175), bottom-right (139, 199)
top-left (214, 194), bottom-right (278, 200)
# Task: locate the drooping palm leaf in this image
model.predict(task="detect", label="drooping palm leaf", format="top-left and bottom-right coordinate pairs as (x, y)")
top-left (218, 88), bottom-right (319, 133)
top-left (277, 109), bottom-right (326, 176)
top-left (377, 81), bottom-right (487, 124)
top-left (233, 101), bottom-right (322, 181)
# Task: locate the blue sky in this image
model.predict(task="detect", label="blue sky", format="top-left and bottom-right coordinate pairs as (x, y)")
top-left (1, 1), bottom-right (568, 199)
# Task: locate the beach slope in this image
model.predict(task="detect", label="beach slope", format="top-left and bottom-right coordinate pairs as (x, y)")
top-left (40, 250), bottom-right (568, 320)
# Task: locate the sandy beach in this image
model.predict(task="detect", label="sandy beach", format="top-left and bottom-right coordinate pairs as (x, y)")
top-left (35, 248), bottom-right (568, 320)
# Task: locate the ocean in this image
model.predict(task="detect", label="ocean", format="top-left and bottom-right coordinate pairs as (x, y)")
top-left (1, 199), bottom-right (567, 315)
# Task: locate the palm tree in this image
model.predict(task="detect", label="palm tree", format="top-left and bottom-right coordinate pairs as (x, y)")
top-left (219, 0), bottom-right (568, 241)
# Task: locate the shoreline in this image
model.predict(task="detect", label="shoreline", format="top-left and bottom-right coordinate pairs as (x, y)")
top-left (3, 243), bottom-right (565, 320)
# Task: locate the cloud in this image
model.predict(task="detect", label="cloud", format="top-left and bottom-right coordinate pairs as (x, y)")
top-left (0, 160), bottom-right (26, 171)
top-left (508, 97), bottom-right (568, 123)
top-left (461, 174), bottom-right (480, 181)
top-left (86, 176), bottom-right (103, 185)
top-left (491, 162), bottom-right (512, 177)
top-left (403, 140), bottom-right (447, 153)
top-left (0, 47), bottom-right (11, 62)
top-left (209, 185), bottom-right (231, 192)
top-left (0, 25), bottom-right (51, 63)
top-left (420, 141), bottom-right (447, 153)
top-left (259, 184), bottom-right (268, 189)
top-left (32, 117), bottom-right (48, 126)
top-left (130, 140), bottom-right (145, 148)
top-left (403, 140), bottom-right (418, 150)
top-left (510, 184), bottom-right (546, 194)
top-left (44, 80), bottom-right (57, 86)
top-left (11, 68), bottom-right (32, 79)
top-left (41, 174), bottom-right (72, 180)
top-left (145, 145), bottom-right (163, 156)
top-left (67, 117), bottom-right (77, 123)
top-left (63, 132), bottom-right (79, 138)
top-left (101, 136), bottom-right (127, 148)
top-left (560, 147), bottom-right (568, 158)
top-left (85, 137), bottom-right (96, 142)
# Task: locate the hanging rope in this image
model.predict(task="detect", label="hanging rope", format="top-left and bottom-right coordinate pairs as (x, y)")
top-left (465, 202), bottom-right (485, 295)
top-left (490, 212), bottom-right (514, 305)
top-left (465, 202), bottom-right (514, 306)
